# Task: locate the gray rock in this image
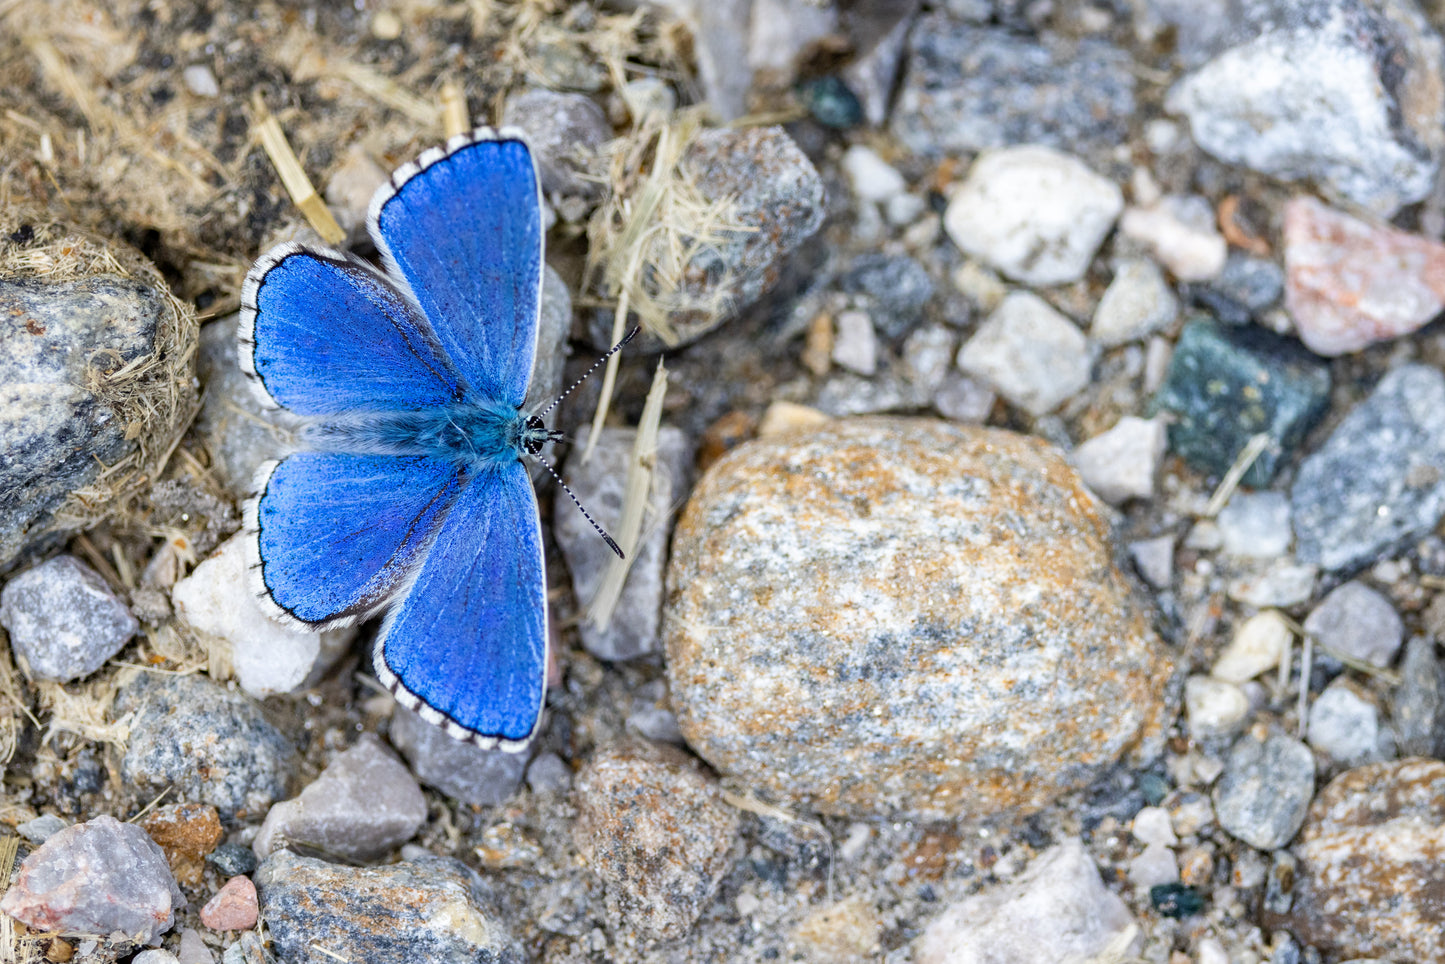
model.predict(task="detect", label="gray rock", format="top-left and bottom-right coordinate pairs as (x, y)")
top-left (915, 839), bottom-right (1139, 964)
top-left (0, 555), bottom-right (137, 682)
top-left (1166, 0), bottom-right (1445, 217)
top-left (958, 292), bottom-right (1092, 417)
top-left (1303, 581), bottom-right (1404, 667)
top-left (524, 752), bottom-right (572, 796)
top-left (0, 275), bottom-right (166, 569)
top-left (176, 929), bottom-right (213, 964)
top-left (841, 253), bottom-right (935, 340)
top-left (1073, 416), bottom-right (1167, 505)
top-left (16, 814), bottom-right (67, 844)
top-left (254, 734), bottom-right (427, 862)
top-left (1213, 252), bottom-right (1285, 316)
top-left (573, 740), bottom-right (738, 942)
top-left (256, 849), bottom-right (520, 964)
top-left (1218, 492), bottom-right (1293, 558)
top-left (527, 265), bottom-right (572, 413)
top-left (892, 17), bottom-right (1135, 157)
top-left (1129, 535), bottom-right (1175, 590)
top-left (839, 0), bottom-right (917, 126)
top-left (115, 672), bottom-right (298, 823)
top-left (1091, 259), bottom-right (1179, 347)
top-left (1292, 365), bottom-right (1445, 572)
top-left (1214, 732), bottom-right (1315, 850)
top-left (134, 950), bottom-right (181, 964)
top-left (501, 89), bottom-right (610, 198)
top-left (389, 705), bottom-right (528, 806)
top-left (665, 418), bottom-right (1175, 818)
top-left (0, 814), bottom-right (184, 945)
top-left (650, 0), bottom-right (751, 119)
top-left (195, 318), bottom-right (296, 497)
top-left (556, 425), bottom-right (688, 661)
top-left (1394, 636), bottom-right (1444, 757)
top-left (1308, 680), bottom-right (1393, 766)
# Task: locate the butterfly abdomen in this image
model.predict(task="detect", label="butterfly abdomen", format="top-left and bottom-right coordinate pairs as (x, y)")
top-left (302, 401), bottom-right (534, 468)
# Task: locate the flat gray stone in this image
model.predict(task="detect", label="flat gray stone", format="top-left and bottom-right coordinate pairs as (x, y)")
top-left (389, 705), bottom-right (528, 807)
top-left (1214, 732), bottom-right (1315, 850)
top-left (1, 555), bottom-right (137, 682)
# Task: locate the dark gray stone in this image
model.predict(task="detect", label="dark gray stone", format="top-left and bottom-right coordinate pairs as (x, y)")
top-left (0, 555), bottom-right (137, 682)
top-left (115, 672), bottom-right (298, 823)
top-left (0, 814), bottom-right (183, 945)
top-left (1394, 636), bottom-right (1445, 757)
top-left (501, 89), bottom-right (610, 198)
top-left (256, 850), bottom-right (520, 964)
top-left (0, 275), bottom-right (165, 569)
top-left (891, 17), bottom-right (1136, 157)
top-left (1214, 732), bottom-right (1316, 850)
top-left (389, 705), bottom-right (528, 807)
top-left (208, 841), bottom-right (259, 877)
top-left (841, 253), bottom-right (935, 340)
top-left (195, 319), bottom-right (296, 497)
top-left (1293, 365), bottom-right (1445, 572)
top-left (254, 734), bottom-right (427, 862)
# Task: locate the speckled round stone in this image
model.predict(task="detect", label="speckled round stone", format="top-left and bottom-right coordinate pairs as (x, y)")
top-left (664, 417), bottom-right (1175, 818)
top-left (1268, 758), bottom-right (1445, 961)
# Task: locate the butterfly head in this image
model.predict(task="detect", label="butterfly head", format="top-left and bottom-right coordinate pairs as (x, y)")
top-left (520, 414), bottom-right (564, 457)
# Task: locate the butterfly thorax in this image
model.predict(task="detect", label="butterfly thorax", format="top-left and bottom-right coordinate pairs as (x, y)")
top-left (301, 400), bottom-right (558, 469)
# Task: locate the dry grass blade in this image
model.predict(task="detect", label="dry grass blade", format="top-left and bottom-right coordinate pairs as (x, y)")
top-left (585, 359), bottom-right (668, 629)
top-left (251, 95), bottom-right (346, 246)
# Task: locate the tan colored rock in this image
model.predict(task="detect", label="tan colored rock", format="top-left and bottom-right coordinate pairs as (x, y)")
top-left (665, 417), bottom-right (1175, 817)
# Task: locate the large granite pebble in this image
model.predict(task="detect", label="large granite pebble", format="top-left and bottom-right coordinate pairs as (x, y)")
top-left (1292, 364), bottom-right (1445, 572)
top-left (944, 146), bottom-right (1123, 287)
top-left (915, 838), bottom-right (1139, 964)
top-left (0, 258), bottom-right (194, 569)
top-left (0, 814), bottom-right (184, 945)
top-left (573, 740), bottom-right (738, 942)
top-left (665, 417), bottom-right (1175, 817)
top-left (892, 17), bottom-right (1135, 156)
top-left (1166, 0), bottom-right (1445, 217)
top-left (172, 534), bottom-right (353, 698)
top-left (1152, 318), bottom-right (1330, 487)
top-left (256, 850), bottom-right (519, 964)
top-left (1283, 196), bottom-right (1445, 355)
top-left (1270, 758), bottom-right (1445, 960)
top-left (115, 672), bottom-right (298, 822)
top-left (957, 292), bottom-right (1091, 417)
top-left (254, 733), bottom-right (426, 862)
top-left (1213, 732), bottom-right (1315, 850)
top-left (555, 426), bottom-right (689, 661)
top-left (1, 554), bottom-right (137, 682)
top-left (389, 705), bottom-right (528, 807)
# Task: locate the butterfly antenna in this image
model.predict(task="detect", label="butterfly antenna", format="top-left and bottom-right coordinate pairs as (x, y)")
top-left (535, 327), bottom-right (640, 423)
top-left (534, 456), bottom-right (625, 559)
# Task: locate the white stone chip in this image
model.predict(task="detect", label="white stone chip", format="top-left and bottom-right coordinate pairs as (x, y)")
top-left (958, 292), bottom-right (1091, 416)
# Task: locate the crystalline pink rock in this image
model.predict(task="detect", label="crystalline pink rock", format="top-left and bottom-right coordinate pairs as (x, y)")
top-left (1284, 196), bottom-right (1445, 356)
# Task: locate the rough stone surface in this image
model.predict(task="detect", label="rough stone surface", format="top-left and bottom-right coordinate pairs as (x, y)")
top-left (255, 849), bottom-right (519, 964)
top-left (957, 292), bottom-right (1092, 417)
top-left (944, 146), bottom-right (1123, 286)
top-left (665, 417), bottom-right (1174, 817)
top-left (142, 802), bottom-right (224, 888)
top-left (1091, 259), bottom-right (1179, 347)
top-left (501, 88), bottom-right (609, 198)
top-left (573, 740), bottom-right (739, 942)
top-left (892, 17), bottom-right (1135, 156)
top-left (1309, 680), bottom-right (1393, 767)
top-left (195, 318), bottom-right (296, 497)
top-left (1396, 636), bottom-right (1445, 757)
top-left (389, 705), bottom-right (528, 807)
top-left (1184, 676), bottom-right (1249, 740)
top-left (115, 671), bottom-right (297, 823)
top-left (0, 814), bottom-right (184, 945)
top-left (1283, 195), bottom-right (1445, 356)
top-left (1303, 580), bottom-right (1404, 667)
top-left (0, 554), bottom-right (137, 682)
top-left (1166, 0), bottom-right (1445, 216)
top-left (254, 733), bottom-right (427, 862)
top-left (0, 275), bottom-right (165, 570)
top-left (1270, 758), bottom-right (1445, 960)
top-left (1072, 416), bottom-right (1167, 505)
top-left (1217, 491), bottom-right (1293, 558)
top-left (1213, 732), bottom-right (1315, 850)
top-left (1292, 364), bottom-right (1445, 572)
top-left (172, 533), bottom-right (353, 698)
top-left (1152, 318), bottom-right (1330, 487)
top-left (1118, 195), bottom-right (1228, 282)
top-left (556, 426), bottom-right (689, 661)
top-left (914, 838), bottom-right (1139, 964)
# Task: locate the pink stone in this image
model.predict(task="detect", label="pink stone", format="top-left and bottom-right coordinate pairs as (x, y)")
top-left (1284, 196), bottom-right (1445, 356)
top-left (199, 875), bottom-right (258, 931)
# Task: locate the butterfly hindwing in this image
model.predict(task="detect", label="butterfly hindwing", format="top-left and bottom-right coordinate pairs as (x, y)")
top-left (367, 128), bottom-right (543, 409)
top-left (247, 453), bottom-right (466, 630)
top-left (239, 245), bottom-right (465, 414)
top-left (374, 461), bottom-right (547, 749)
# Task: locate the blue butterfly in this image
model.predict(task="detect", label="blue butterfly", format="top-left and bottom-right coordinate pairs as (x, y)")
top-left (237, 128), bottom-right (598, 750)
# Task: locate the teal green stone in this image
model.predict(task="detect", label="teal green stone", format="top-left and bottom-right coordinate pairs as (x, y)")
top-left (1150, 318), bottom-right (1330, 487)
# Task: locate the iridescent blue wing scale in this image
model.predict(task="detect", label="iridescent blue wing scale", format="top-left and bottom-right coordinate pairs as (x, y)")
top-left (238, 244), bottom-right (465, 414)
top-left (244, 453), bottom-right (466, 631)
top-left (374, 461), bottom-right (547, 750)
top-left (367, 127), bottom-right (543, 408)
